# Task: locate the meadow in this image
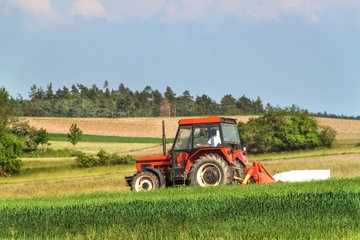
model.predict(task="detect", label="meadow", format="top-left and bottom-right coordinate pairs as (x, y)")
top-left (1, 116), bottom-right (360, 239)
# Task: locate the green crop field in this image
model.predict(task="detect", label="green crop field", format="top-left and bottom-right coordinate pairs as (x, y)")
top-left (1, 178), bottom-right (359, 239)
top-left (49, 133), bottom-right (174, 144)
top-left (49, 141), bottom-right (160, 155)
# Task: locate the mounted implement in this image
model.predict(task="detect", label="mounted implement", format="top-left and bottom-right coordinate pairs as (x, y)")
top-left (125, 116), bottom-right (329, 191)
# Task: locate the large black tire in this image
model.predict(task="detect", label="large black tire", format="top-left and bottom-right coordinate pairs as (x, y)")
top-left (190, 154), bottom-right (233, 187)
top-left (233, 158), bottom-right (247, 180)
top-left (131, 171), bottom-right (160, 192)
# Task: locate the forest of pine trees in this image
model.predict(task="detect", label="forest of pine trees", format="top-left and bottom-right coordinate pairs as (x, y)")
top-left (7, 81), bottom-right (359, 119)
top-left (10, 81), bottom-right (266, 118)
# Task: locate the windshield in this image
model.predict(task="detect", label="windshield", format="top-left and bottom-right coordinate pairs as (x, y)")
top-left (221, 123), bottom-right (240, 143)
top-left (173, 125), bottom-right (192, 150)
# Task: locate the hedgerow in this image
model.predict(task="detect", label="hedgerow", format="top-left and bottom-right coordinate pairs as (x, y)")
top-left (72, 149), bottom-right (135, 168)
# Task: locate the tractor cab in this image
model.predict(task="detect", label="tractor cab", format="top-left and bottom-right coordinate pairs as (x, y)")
top-left (172, 119), bottom-right (242, 151)
top-left (169, 117), bottom-right (248, 186)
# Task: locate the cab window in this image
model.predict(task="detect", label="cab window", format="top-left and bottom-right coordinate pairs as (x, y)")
top-left (173, 126), bottom-right (192, 150)
top-left (193, 124), bottom-right (222, 148)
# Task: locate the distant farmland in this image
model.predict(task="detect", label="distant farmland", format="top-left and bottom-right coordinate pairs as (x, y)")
top-left (26, 116), bottom-right (360, 140)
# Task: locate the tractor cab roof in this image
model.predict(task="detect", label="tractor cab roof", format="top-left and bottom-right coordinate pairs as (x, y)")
top-left (178, 116), bottom-right (237, 126)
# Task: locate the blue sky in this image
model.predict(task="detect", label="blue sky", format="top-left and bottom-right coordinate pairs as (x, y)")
top-left (1, 0), bottom-right (359, 116)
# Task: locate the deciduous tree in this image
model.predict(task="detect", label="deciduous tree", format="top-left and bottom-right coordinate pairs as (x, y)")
top-left (67, 123), bottom-right (83, 146)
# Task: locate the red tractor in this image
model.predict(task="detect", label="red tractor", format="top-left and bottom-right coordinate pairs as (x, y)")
top-left (126, 116), bottom-right (279, 191)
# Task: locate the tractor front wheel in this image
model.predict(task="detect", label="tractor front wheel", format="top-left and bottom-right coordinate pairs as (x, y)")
top-left (190, 154), bottom-right (232, 187)
top-left (131, 171), bottom-right (160, 192)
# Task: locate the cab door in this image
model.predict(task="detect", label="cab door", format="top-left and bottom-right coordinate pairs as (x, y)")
top-left (171, 125), bottom-right (192, 184)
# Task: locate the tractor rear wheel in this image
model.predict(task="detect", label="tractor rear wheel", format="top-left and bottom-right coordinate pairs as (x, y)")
top-left (233, 158), bottom-right (247, 180)
top-left (190, 154), bottom-right (232, 187)
top-left (131, 171), bottom-right (160, 192)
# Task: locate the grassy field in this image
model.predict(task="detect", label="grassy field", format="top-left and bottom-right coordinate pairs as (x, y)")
top-left (0, 116), bottom-right (360, 238)
top-left (1, 178), bottom-right (359, 239)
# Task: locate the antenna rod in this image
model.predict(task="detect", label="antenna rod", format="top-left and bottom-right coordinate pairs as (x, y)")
top-left (162, 120), bottom-right (166, 155)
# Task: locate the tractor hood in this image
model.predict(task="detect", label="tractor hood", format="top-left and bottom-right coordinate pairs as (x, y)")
top-left (135, 155), bottom-right (172, 171)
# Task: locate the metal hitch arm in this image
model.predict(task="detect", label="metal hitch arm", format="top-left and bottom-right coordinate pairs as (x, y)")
top-left (242, 162), bottom-right (276, 185)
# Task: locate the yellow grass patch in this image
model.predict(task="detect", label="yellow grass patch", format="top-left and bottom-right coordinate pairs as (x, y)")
top-left (0, 174), bottom-right (131, 197)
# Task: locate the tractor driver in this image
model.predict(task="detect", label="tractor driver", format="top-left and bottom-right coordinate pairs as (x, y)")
top-left (195, 129), bottom-right (221, 147)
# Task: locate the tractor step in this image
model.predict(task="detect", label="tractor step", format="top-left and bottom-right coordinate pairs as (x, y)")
top-left (172, 168), bottom-right (186, 186)
top-left (172, 179), bottom-right (186, 186)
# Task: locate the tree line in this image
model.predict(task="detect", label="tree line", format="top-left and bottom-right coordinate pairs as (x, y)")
top-left (7, 81), bottom-right (359, 119)
top-left (10, 81), bottom-right (266, 118)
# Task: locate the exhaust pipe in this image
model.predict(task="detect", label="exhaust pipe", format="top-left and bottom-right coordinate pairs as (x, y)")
top-left (162, 120), bottom-right (166, 155)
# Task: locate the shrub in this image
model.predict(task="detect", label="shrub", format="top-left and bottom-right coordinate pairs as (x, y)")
top-left (9, 119), bottom-right (50, 152)
top-left (97, 149), bottom-right (112, 166)
top-left (97, 150), bottom-right (135, 165)
top-left (34, 128), bottom-right (50, 147)
top-left (319, 126), bottom-right (337, 147)
top-left (238, 106), bottom-right (337, 153)
top-left (73, 150), bottom-right (135, 168)
top-left (0, 133), bottom-right (24, 176)
top-left (110, 154), bottom-right (135, 165)
top-left (73, 152), bottom-right (98, 168)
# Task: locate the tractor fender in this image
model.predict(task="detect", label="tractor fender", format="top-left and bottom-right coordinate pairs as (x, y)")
top-left (233, 149), bottom-right (249, 166)
top-left (144, 167), bottom-right (166, 188)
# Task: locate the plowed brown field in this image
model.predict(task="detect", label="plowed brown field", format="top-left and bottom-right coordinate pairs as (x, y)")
top-left (25, 116), bottom-right (360, 140)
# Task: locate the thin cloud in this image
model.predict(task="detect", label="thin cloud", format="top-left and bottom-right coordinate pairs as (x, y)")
top-left (100, 0), bottom-right (166, 21)
top-left (282, 0), bottom-right (322, 22)
top-left (218, 0), bottom-right (322, 22)
top-left (4, 0), bottom-right (359, 27)
top-left (13, 0), bottom-right (63, 25)
top-left (71, 0), bottom-right (106, 19)
top-left (165, 0), bottom-right (214, 21)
